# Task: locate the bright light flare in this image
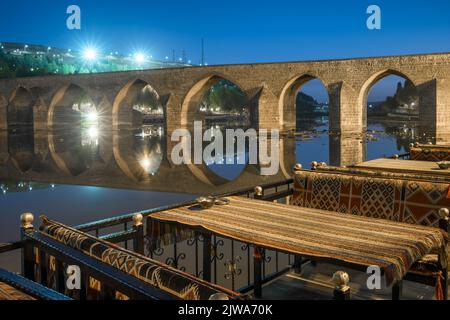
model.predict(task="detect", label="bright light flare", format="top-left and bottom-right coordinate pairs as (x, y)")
top-left (83, 48), bottom-right (98, 61)
top-left (86, 111), bottom-right (98, 122)
top-left (134, 52), bottom-right (146, 64)
top-left (87, 127), bottom-right (99, 139)
top-left (140, 156), bottom-right (151, 170)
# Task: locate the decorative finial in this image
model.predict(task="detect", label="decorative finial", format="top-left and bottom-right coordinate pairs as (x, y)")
top-left (209, 293), bottom-right (229, 300)
top-left (409, 143), bottom-right (414, 149)
top-left (332, 271), bottom-right (350, 290)
top-left (294, 164), bottom-right (302, 172)
top-left (254, 186), bottom-right (263, 197)
top-left (439, 208), bottom-right (449, 220)
top-left (414, 142), bottom-right (420, 148)
top-left (311, 161), bottom-right (318, 170)
top-left (133, 213), bottom-right (143, 227)
top-left (393, 154), bottom-right (399, 159)
top-left (20, 213), bottom-right (34, 229)
top-left (320, 162), bottom-right (327, 167)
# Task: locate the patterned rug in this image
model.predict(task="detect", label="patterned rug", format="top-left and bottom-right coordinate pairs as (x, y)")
top-left (293, 170), bottom-right (450, 227)
top-left (411, 146), bottom-right (450, 162)
top-left (151, 196), bottom-right (448, 287)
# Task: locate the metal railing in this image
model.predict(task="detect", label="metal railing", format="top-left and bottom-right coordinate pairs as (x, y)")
top-left (0, 179), bottom-right (296, 300)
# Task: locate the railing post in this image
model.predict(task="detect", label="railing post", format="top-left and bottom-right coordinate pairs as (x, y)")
top-left (20, 213), bottom-right (35, 281)
top-left (39, 249), bottom-right (48, 287)
top-left (54, 259), bottom-right (65, 293)
top-left (438, 208), bottom-right (449, 300)
top-left (132, 213), bottom-right (144, 255)
top-left (202, 233), bottom-right (212, 282)
top-left (392, 280), bottom-right (403, 300)
top-left (439, 208), bottom-right (449, 233)
top-left (293, 255), bottom-right (302, 274)
top-left (332, 271), bottom-right (351, 300)
top-left (253, 246), bottom-right (263, 298)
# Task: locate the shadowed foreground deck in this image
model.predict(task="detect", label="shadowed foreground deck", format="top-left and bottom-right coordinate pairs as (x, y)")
top-left (262, 262), bottom-right (437, 300)
top-left (0, 282), bottom-right (35, 300)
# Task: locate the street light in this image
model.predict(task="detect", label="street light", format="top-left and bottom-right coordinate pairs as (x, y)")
top-left (134, 52), bottom-right (146, 64)
top-left (83, 47), bottom-right (98, 61)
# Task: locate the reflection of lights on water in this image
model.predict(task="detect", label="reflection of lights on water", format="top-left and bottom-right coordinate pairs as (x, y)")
top-left (81, 126), bottom-right (99, 147)
top-left (87, 127), bottom-right (99, 139)
top-left (51, 184), bottom-right (55, 188)
top-left (141, 157), bottom-right (151, 170)
top-left (86, 111), bottom-right (98, 122)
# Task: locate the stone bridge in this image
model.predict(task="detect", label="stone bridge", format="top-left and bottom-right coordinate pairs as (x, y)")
top-left (1, 52), bottom-right (450, 139)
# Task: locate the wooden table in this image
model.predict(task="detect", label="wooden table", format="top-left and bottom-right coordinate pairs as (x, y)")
top-left (150, 196), bottom-right (448, 299)
top-left (355, 158), bottom-right (450, 177)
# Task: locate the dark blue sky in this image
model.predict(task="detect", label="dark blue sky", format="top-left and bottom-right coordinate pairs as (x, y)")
top-left (1, 0), bottom-right (448, 100)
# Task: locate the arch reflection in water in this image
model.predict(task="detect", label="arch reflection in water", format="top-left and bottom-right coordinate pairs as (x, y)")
top-left (114, 124), bottom-right (166, 181)
top-left (8, 127), bottom-right (35, 173)
top-left (203, 123), bottom-right (252, 181)
top-left (48, 84), bottom-right (101, 176)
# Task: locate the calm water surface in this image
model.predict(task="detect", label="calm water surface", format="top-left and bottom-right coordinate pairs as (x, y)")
top-left (0, 118), bottom-right (425, 272)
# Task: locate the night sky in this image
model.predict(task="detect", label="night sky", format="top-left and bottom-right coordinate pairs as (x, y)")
top-left (1, 0), bottom-right (449, 101)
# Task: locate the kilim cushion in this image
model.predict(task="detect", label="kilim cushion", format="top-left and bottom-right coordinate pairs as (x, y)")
top-left (292, 170), bottom-right (450, 227)
top-left (410, 146), bottom-right (450, 162)
top-left (39, 216), bottom-right (242, 300)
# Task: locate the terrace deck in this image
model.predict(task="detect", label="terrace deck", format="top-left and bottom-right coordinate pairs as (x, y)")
top-left (262, 262), bottom-right (437, 300)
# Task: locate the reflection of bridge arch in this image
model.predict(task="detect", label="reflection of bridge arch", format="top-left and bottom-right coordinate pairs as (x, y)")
top-left (279, 74), bottom-right (331, 131)
top-left (6, 87), bottom-right (35, 172)
top-left (8, 131), bottom-right (35, 173)
top-left (112, 128), bottom-right (166, 182)
top-left (47, 84), bottom-right (103, 176)
top-left (7, 87), bottom-right (34, 129)
top-left (358, 69), bottom-right (417, 130)
top-left (181, 74), bottom-right (251, 127)
top-left (112, 79), bottom-right (162, 130)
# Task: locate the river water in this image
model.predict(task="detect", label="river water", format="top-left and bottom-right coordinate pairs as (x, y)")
top-left (0, 117), bottom-right (424, 272)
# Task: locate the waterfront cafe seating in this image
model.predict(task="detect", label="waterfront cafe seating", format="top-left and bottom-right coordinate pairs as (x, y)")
top-left (288, 163), bottom-right (449, 299)
top-left (16, 214), bottom-right (243, 300)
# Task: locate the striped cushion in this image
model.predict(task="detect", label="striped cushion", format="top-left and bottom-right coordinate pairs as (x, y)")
top-left (39, 216), bottom-right (241, 300)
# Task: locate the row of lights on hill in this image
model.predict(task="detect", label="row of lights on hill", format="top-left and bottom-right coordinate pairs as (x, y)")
top-left (1, 43), bottom-right (206, 66)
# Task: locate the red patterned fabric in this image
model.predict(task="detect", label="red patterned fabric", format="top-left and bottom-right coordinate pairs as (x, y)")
top-left (293, 171), bottom-right (450, 227)
top-left (410, 146), bottom-right (450, 162)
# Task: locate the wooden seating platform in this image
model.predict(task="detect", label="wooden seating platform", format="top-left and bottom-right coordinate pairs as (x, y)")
top-left (354, 158), bottom-right (450, 177)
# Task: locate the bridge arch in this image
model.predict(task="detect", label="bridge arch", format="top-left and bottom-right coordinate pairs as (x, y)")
top-left (47, 83), bottom-right (98, 129)
top-left (358, 69), bottom-right (418, 130)
top-left (279, 74), bottom-right (331, 131)
top-left (181, 74), bottom-right (251, 127)
top-left (112, 79), bottom-right (162, 130)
